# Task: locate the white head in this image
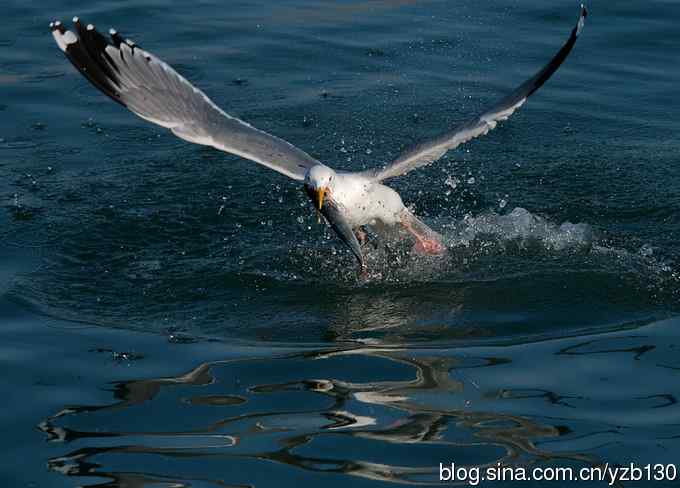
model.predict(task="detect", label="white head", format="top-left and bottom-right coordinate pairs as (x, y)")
top-left (304, 165), bottom-right (336, 210)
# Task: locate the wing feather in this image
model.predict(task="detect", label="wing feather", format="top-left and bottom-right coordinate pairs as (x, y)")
top-left (368, 5), bottom-right (587, 182)
top-left (51, 18), bottom-right (321, 181)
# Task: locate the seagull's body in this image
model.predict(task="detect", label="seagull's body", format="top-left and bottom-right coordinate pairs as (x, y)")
top-left (314, 170), bottom-right (405, 228)
top-left (50, 6), bottom-right (587, 273)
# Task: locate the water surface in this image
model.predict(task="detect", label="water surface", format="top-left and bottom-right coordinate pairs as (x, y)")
top-left (1, 0), bottom-right (680, 486)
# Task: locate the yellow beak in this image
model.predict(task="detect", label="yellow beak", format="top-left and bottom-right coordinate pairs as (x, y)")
top-left (316, 187), bottom-right (327, 210)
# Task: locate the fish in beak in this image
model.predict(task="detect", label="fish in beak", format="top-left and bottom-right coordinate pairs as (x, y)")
top-left (319, 199), bottom-right (365, 270)
top-left (305, 184), bottom-right (364, 270)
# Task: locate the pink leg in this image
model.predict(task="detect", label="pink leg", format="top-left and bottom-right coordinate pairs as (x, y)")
top-left (400, 210), bottom-right (446, 255)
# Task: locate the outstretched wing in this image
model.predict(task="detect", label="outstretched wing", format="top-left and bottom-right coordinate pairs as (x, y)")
top-left (367, 5), bottom-right (587, 182)
top-left (50, 18), bottom-right (321, 181)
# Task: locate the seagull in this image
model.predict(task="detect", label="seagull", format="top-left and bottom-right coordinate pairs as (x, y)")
top-left (50, 6), bottom-right (586, 273)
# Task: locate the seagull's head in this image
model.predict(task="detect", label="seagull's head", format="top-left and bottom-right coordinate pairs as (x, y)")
top-left (304, 165), bottom-right (336, 210)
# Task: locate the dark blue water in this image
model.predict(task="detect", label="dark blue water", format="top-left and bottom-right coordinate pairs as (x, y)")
top-left (2, 0), bottom-right (680, 486)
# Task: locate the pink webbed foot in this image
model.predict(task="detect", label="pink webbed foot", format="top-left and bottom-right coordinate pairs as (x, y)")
top-left (413, 237), bottom-right (447, 255)
top-left (400, 209), bottom-right (446, 256)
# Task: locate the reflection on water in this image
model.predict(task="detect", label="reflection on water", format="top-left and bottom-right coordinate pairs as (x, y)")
top-left (39, 352), bottom-right (581, 486)
top-left (39, 317), bottom-right (680, 487)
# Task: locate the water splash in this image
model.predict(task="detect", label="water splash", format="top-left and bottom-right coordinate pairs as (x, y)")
top-left (445, 207), bottom-right (593, 251)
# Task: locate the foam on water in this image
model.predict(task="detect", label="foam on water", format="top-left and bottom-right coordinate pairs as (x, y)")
top-left (445, 207), bottom-right (594, 251)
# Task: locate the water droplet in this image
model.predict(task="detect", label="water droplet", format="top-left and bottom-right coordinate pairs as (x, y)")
top-left (444, 175), bottom-right (460, 190)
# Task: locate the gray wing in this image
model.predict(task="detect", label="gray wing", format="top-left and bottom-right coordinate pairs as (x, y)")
top-left (50, 18), bottom-right (321, 181)
top-left (368, 5), bottom-right (587, 182)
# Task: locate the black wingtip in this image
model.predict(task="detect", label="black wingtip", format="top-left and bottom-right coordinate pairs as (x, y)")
top-left (109, 28), bottom-right (124, 47)
top-left (576, 4), bottom-right (587, 36)
top-left (50, 17), bottom-right (127, 107)
top-left (499, 3), bottom-right (587, 103)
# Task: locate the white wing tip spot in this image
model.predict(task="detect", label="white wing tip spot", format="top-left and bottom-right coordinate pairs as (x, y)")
top-left (63, 31), bottom-right (78, 45)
